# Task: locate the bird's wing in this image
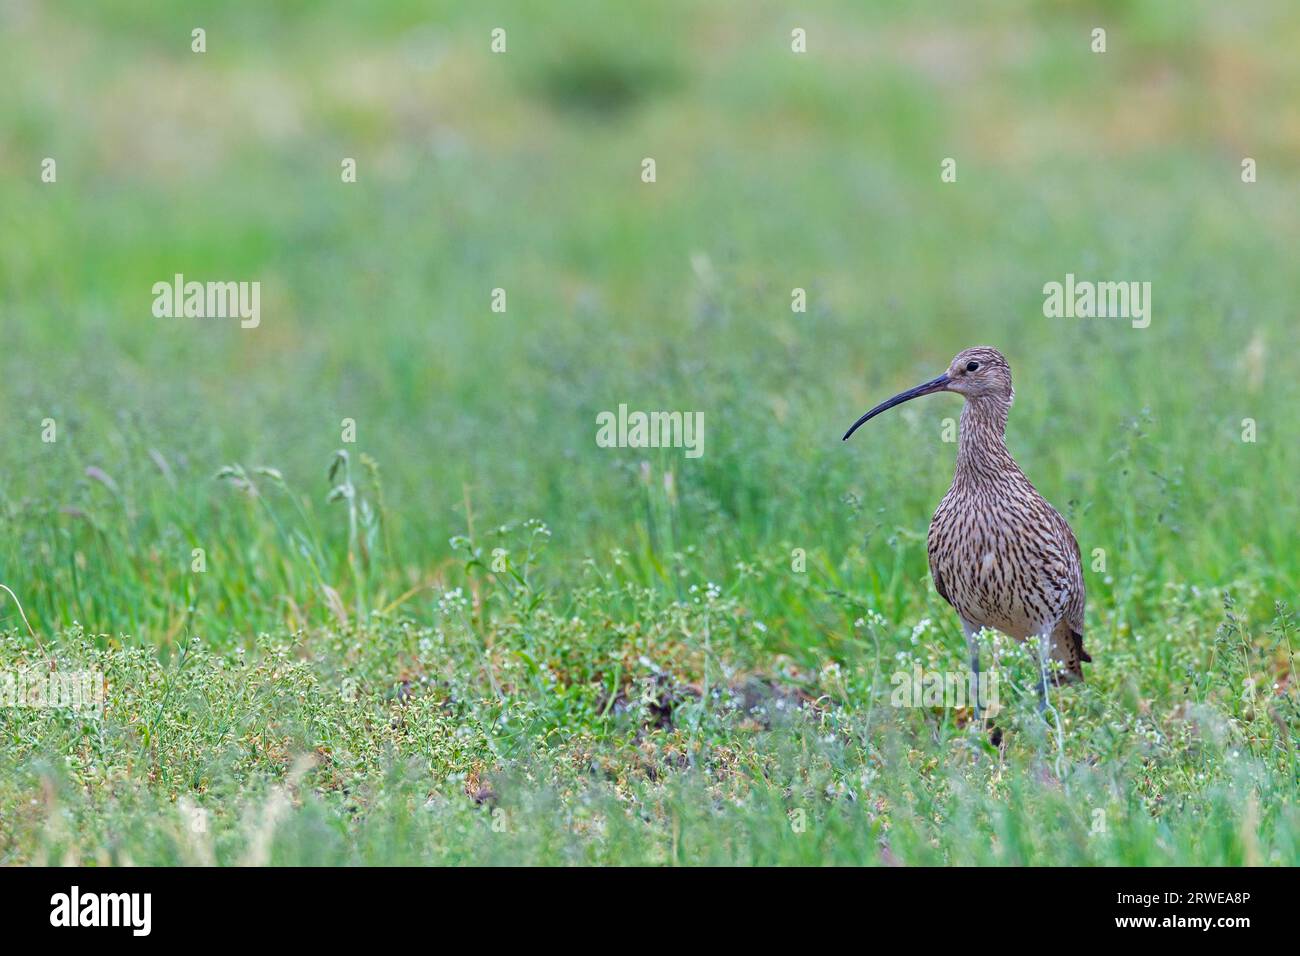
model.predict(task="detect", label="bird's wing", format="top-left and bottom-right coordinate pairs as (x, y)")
top-left (1053, 511), bottom-right (1087, 641)
top-left (926, 514), bottom-right (956, 609)
top-left (931, 559), bottom-right (953, 608)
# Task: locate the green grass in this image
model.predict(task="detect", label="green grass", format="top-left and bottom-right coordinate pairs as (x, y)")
top-left (0, 0), bottom-right (1297, 865)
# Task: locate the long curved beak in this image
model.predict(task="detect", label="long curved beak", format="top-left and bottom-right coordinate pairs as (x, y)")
top-left (842, 374), bottom-right (950, 441)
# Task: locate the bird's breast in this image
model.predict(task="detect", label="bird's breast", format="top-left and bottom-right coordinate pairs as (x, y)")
top-left (927, 486), bottom-right (1069, 640)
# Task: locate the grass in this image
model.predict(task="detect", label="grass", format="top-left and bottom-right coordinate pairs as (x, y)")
top-left (0, 0), bottom-right (1297, 865)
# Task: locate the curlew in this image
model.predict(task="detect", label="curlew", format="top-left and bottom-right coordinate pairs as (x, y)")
top-left (843, 346), bottom-right (1089, 715)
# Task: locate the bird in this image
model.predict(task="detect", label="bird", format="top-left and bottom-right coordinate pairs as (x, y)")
top-left (842, 346), bottom-right (1089, 716)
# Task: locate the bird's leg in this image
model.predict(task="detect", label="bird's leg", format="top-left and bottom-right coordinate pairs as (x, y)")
top-left (1035, 631), bottom-right (1053, 713)
top-left (1036, 629), bottom-right (1067, 777)
top-left (961, 618), bottom-right (982, 726)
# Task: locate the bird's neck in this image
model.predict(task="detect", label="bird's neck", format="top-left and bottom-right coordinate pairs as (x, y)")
top-left (956, 397), bottom-right (1016, 482)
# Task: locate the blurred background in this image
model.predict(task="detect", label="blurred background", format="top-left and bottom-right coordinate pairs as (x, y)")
top-left (1, 0), bottom-right (1297, 643)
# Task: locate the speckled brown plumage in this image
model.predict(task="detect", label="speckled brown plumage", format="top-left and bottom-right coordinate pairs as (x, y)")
top-left (844, 346), bottom-right (1089, 690)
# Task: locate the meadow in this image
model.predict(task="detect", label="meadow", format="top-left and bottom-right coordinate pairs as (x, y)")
top-left (0, 0), bottom-right (1297, 865)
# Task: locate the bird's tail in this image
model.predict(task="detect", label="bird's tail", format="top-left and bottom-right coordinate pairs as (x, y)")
top-left (1073, 630), bottom-right (1092, 664)
top-left (1048, 627), bottom-right (1089, 683)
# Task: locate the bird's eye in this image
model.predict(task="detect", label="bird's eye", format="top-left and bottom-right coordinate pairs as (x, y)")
top-left (965, 361), bottom-right (980, 372)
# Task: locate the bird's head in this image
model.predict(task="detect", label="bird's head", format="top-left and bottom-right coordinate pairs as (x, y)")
top-left (842, 346), bottom-right (1014, 441)
top-left (942, 346), bottom-right (1013, 401)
